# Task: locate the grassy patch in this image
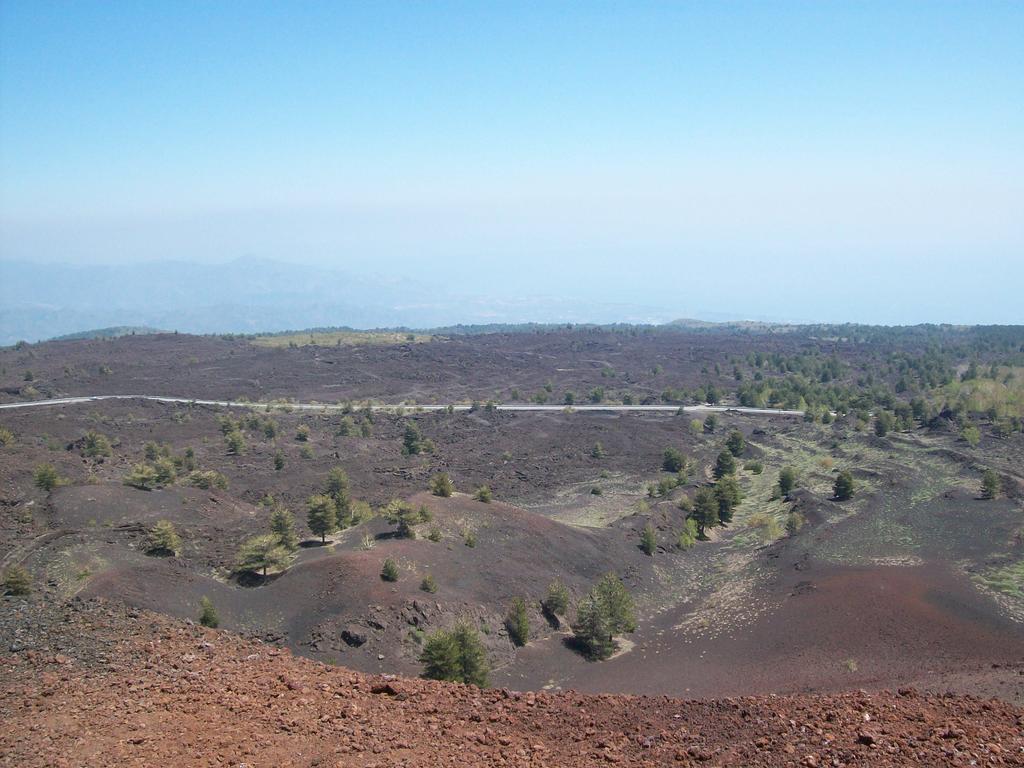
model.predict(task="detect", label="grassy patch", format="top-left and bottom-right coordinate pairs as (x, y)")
top-left (976, 560), bottom-right (1024, 600)
top-left (48, 547), bottom-right (109, 599)
top-left (523, 473), bottom-right (641, 528)
top-left (250, 330), bottom-right (433, 348)
top-left (939, 367), bottom-right (1024, 420)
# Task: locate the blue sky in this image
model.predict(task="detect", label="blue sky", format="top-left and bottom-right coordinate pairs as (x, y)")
top-left (1, 1), bottom-right (1022, 324)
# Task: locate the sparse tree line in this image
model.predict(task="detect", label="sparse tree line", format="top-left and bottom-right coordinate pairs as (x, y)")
top-left (637, 429), bottom-right (874, 556)
top-left (27, 457), bottom-right (495, 608)
top-left (122, 441), bottom-right (228, 492)
top-left (417, 572), bottom-right (636, 687)
top-left (489, 344), bottom-right (1021, 436)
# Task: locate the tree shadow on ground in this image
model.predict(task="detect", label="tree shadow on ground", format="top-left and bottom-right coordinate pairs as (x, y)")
top-left (234, 571), bottom-right (286, 588)
top-left (299, 539), bottom-right (331, 549)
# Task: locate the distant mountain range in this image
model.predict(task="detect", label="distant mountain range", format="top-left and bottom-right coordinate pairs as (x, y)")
top-left (50, 326), bottom-right (168, 341)
top-left (0, 257), bottom-right (675, 345)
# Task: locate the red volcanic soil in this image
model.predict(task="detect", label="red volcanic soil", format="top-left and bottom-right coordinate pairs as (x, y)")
top-left (2, 599), bottom-right (1023, 767)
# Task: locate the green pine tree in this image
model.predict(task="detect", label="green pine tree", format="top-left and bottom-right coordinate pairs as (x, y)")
top-left (269, 505), bottom-right (299, 551)
top-left (306, 494), bottom-right (338, 543)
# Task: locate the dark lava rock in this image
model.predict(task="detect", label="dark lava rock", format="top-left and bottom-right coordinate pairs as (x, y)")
top-left (341, 627), bottom-right (368, 647)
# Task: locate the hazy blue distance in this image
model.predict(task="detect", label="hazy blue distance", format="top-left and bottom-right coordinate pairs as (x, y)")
top-left (1, 1), bottom-right (1022, 329)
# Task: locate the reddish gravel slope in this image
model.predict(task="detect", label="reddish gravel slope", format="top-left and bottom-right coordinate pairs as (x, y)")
top-left (2, 599), bottom-right (1022, 767)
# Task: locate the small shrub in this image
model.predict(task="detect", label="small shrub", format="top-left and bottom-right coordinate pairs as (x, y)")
top-left (961, 423), bottom-right (981, 448)
top-left (384, 499), bottom-right (424, 538)
top-left (662, 447), bottom-right (685, 473)
top-left (542, 580), bottom-right (570, 617)
top-left (152, 457), bottom-right (177, 486)
top-left (273, 450), bottom-right (285, 471)
top-left (144, 520), bottom-right (182, 557)
top-left (874, 411), bottom-right (894, 437)
top-left (591, 441), bottom-right (606, 459)
top-left (198, 596), bottom-right (219, 628)
top-left (179, 447), bottom-right (197, 472)
top-left (296, 424), bottom-right (310, 442)
top-left (743, 460), bottom-right (763, 474)
top-left (33, 463), bottom-right (61, 492)
top-left (82, 430), bottom-right (112, 458)
top-left (1, 565), bottom-right (31, 596)
top-left (981, 469), bottom-right (1001, 500)
top-left (677, 518), bottom-right (698, 550)
top-left (505, 596), bottom-right (529, 646)
top-left (402, 423), bottom-right (431, 455)
top-left (639, 522), bottom-right (657, 556)
top-left (420, 574), bottom-right (438, 593)
top-left (473, 485), bottom-right (492, 503)
top-left (350, 499), bottom-right (373, 525)
top-left (463, 529), bottom-right (477, 548)
top-left (429, 473), bottom-right (454, 497)
top-left (143, 441), bottom-right (164, 461)
top-left (833, 470), bottom-right (855, 501)
top-left (217, 415), bottom-right (239, 436)
top-left (427, 525), bottom-right (442, 542)
top-left (123, 463), bottom-right (159, 490)
top-left (381, 558), bottom-right (400, 582)
top-left (653, 477), bottom-right (675, 498)
top-left (0, 426), bottom-right (14, 446)
top-left (778, 466), bottom-right (797, 496)
top-left (188, 470), bottom-right (228, 490)
top-left (225, 430), bottom-right (246, 456)
top-left (726, 430), bottom-right (745, 457)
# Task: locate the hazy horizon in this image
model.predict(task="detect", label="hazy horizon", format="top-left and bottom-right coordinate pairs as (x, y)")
top-left (2, 1), bottom-right (1023, 329)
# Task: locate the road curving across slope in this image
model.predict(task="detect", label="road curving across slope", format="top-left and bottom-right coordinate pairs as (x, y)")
top-left (0, 393), bottom-right (807, 416)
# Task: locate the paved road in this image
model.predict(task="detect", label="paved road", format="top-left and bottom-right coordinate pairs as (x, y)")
top-left (0, 394), bottom-right (805, 417)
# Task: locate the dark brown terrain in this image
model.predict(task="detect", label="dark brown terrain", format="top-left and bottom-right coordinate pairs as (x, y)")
top-left (2, 326), bottom-right (1023, 765)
